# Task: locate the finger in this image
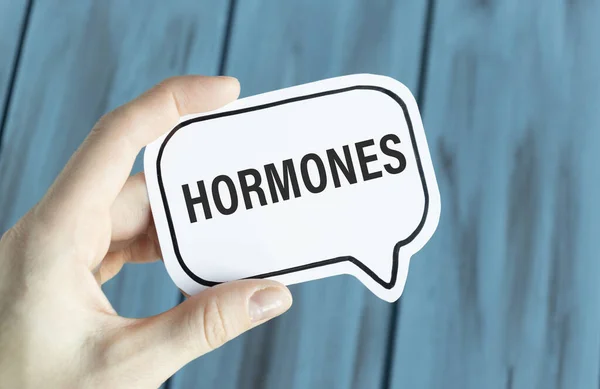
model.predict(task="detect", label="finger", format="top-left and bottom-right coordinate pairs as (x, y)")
top-left (109, 172), bottom-right (151, 245)
top-left (92, 172), bottom-right (161, 282)
top-left (113, 280), bottom-right (292, 386)
top-left (44, 76), bottom-right (240, 215)
top-left (94, 230), bottom-right (161, 285)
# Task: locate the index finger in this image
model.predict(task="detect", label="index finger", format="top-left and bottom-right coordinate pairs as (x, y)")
top-left (45, 76), bottom-right (240, 214)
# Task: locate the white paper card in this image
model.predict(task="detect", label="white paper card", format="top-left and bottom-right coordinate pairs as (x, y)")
top-left (144, 74), bottom-right (441, 302)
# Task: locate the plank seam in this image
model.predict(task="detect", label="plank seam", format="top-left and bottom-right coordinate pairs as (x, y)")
top-left (380, 0), bottom-right (437, 387)
top-left (0, 0), bottom-right (34, 156)
top-left (415, 0), bottom-right (435, 110)
top-left (218, 0), bottom-right (238, 76)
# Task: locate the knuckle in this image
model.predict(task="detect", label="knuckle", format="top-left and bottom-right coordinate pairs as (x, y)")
top-left (93, 115), bottom-right (135, 152)
top-left (155, 77), bottom-right (194, 116)
top-left (3, 210), bottom-right (39, 251)
top-left (0, 224), bottom-right (17, 247)
top-left (92, 109), bottom-right (119, 135)
top-left (92, 105), bottom-right (140, 155)
top-left (159, 75), bottom-right (183, 88)
top-left (30, 203), bottom-right (60, 231)
top-left (0, 214), bottom-right (45, 298)
top-left (29, 204), bottom-right (70, 247)
top-left (6, 204), bottom-right (74, 261)
top-left (199, 296), bottom-right (229, 351)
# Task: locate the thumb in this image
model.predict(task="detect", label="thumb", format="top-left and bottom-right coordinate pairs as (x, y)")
top-left (117, 280), bottom-right (292, 385)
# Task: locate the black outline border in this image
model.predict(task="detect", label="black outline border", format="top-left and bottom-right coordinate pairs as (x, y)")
top-left (156, 85), bottom-right (429, 289)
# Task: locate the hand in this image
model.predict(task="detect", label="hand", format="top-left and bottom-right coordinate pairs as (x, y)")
top-left (0, 76), bottom-right (293, 388)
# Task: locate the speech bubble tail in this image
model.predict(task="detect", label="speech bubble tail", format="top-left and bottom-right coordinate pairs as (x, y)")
top-left (346, 244), bottom-right (411, 303)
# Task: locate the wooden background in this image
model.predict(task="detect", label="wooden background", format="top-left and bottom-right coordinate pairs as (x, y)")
top-left (1, 1), bottom-right (600, 388)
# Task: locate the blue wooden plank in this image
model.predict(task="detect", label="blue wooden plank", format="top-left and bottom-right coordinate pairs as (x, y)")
top-left (170, 1), bottom-right (428, 388)
top-left (389, 1), bottom-right (600, 388)
top-left (0, 0), bottom-right (230, 331)
top-left (0, 1), bottom-right (28, 129)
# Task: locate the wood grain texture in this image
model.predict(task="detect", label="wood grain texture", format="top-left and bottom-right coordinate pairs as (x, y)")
top-left (389, 1), bottom-right (600, 388)
top-left (0, 1), bottom-right (28, 131)
top-left (169, 1), bottom-right (429, 388)
top-left (0, 0), bottom-right (230, 337)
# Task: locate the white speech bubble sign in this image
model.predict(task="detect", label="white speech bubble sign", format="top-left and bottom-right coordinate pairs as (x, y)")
top-left (144, 74), bottom-right (440, 302)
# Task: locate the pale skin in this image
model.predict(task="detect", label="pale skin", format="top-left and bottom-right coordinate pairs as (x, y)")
top-left (0, 76), bottom-right (293, 388)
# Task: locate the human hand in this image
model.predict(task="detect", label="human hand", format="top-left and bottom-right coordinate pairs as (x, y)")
top-left (0, 76), bottom-right (293, 388)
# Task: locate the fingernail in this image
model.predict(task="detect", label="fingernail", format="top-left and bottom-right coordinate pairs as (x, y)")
top-left (248, 287), bottom-right (292, 323)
